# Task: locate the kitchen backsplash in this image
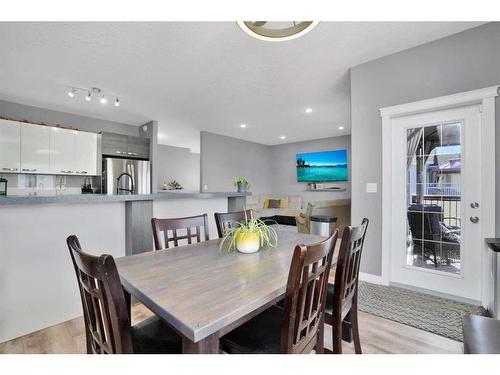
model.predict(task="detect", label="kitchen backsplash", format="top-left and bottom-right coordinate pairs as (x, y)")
top-left (0, 173), bottom-right (101, 196)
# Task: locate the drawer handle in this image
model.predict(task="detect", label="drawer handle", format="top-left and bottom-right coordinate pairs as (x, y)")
top-left (22, 168), bottom-right (37, 172)
top-left (79, 171), bottom-right (88, 174)
top-left (61, 170), bottom-right (74, 173)
top-left (2, 167), bottom-right (18, 171)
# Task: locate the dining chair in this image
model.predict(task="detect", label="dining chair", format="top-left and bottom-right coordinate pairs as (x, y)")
top-left (66, 235), bottom-right (182, 354)
top-left (219, 230), bottom-right (338, 354)
top-left (324, 218), bottom-right (369, 354)
top-left (214, 209), bottom-right (254, 238)
top-left (151, 213), bottom-right (209, 250)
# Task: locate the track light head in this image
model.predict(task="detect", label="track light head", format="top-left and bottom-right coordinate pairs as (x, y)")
top-left (85, 92), bottom-right (92, 101)
top-left (114, 97), bottom-right (120, 107)
top-left (100, 96), bottom-right (107, 104)
top-left (68, 88), bottom-right (76, 98)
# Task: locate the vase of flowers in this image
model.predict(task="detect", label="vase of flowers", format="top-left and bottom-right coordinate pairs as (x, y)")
top-left (233, 177), bottom-right (250, 193)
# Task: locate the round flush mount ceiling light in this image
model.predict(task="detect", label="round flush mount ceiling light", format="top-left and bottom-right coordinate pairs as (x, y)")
top-left (338, 126), bottom-right (344, 130)
top-left (279, 135), bottom-right (286, 140)
top-left (240, 123), bottom-right (247, 128)
top-left (305, 108), bottom-right (313, 113)
top-left (237, 21), bottom-right (319, 42)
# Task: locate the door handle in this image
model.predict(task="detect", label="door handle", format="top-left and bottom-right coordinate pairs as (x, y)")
top-left (470, 202), bottom-right (479, 208)
top-left (470, 216), bottom-right (479, 224)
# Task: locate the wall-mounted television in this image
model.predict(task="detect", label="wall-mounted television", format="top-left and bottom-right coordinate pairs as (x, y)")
top-left (296, 150), bottom-right (348, 182)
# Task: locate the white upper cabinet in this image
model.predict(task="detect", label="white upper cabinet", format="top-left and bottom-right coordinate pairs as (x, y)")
top-left (0, 120), bottom-right (98, 176)
top-left (74, 131), bottom-right (98, 175)
top-left (49, 127), bottom-right (76, 174)
top-left (0, 119), bottom-right (21, 173)
top-left (21, 123), bottom-right (50, 174)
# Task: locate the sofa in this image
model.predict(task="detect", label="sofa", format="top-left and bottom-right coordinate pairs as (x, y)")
top-left (245, 195), bottom-right (303, 223)
top-left (296, 199), bottom-right (351, 235)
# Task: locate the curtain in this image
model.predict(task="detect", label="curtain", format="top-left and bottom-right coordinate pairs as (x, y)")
top-left (407, 128), bottom-right (423, 168)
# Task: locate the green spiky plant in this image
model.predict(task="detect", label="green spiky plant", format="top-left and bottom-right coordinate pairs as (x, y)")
top-left (219, 211), bottom-right (278, 252)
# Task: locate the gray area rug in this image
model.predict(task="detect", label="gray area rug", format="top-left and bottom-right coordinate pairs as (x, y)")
top-left (358, 282), bottom-right (489, 342)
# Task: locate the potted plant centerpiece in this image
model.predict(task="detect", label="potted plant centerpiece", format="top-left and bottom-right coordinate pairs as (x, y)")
top-left (220, 213), bottom-right (278, 254)
top-left (233, 177), bottom-right (250, 193)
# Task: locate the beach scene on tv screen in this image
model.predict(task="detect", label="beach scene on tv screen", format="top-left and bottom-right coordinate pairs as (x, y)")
top-left (296, 150), bottom-right (348, 182)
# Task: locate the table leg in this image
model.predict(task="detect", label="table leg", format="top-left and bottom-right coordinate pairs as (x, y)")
top-left (342, 315), bottom-right (353, 343)
top-left (123, 288), bottom-right (132, 321)
top-left (182, 333), bottom-right (220, 354)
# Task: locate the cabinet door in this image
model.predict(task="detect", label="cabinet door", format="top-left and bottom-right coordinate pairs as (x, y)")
top-left (21, 123), bottom-right (50, 174)
top-left (102, 132), bottom-right (128, 157)
top-left (49, 127), bottom-right (75, 174)
top-left (74, 131), bottom-right (98, 176)
top-left (127, 136), bottom-right (150, 159)
top-left (0, 119), bottom-right (21, 173)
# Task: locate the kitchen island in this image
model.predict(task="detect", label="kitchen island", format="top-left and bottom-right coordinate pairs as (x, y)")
top-left (0, 191), bottom-right (249, 343)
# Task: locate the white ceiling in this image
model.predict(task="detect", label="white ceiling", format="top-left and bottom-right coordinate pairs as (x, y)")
top-left (0, 22), bottom-right (484, 152)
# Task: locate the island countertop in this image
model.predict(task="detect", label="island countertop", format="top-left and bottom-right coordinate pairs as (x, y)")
top-left (0, 191), bottom-right (250, 206)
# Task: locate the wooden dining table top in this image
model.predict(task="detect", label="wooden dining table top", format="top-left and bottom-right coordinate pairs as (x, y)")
top-left (115, 229), bottom-right (331, 344)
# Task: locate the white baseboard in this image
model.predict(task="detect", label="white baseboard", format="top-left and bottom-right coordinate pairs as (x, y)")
top-left (359, 272), bottom-right (388, 286)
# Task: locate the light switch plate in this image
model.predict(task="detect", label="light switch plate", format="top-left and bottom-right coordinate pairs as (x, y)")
top-left (366, 183), bottom-right (377, 193)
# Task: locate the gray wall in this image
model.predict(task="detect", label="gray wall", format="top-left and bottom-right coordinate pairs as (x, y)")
top-left (201, 131), bottom-right (351, 206)
top-left (157, 144), bottom-right (200, 192)
top-left (200, 131), bottom-right (273, 194)
top-left (351, 22), bottom-right (500, 276)
top-left (269, 136), bottom-right (351, 206)
top-left (0, 99), bottom-right (140, 136)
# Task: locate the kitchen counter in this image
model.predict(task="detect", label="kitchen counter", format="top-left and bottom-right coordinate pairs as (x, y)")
top-left (0, 191), bottom-right (250, 206)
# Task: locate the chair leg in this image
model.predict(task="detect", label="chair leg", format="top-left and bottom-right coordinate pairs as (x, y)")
top-left (332, 319), bottom-right (343, 354)
top-left (350, 302), bottom-right (362, 354)
top-left (315, 320), bottom-right (325, 354)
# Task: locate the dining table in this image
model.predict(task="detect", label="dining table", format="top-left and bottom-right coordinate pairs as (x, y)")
top-left (115, 229), bottom-right (335, 353)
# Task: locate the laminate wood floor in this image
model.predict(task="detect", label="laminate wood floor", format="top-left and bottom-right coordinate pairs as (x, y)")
top-left (0, 303), bottom-right (462, 354)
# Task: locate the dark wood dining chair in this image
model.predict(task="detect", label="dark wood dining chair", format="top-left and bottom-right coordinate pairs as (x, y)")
top-left (324, 218), bottom-right (369, 354)
top-left (214, 209), bottom-right (254, 238)
top-left (151, 213), bottom-right (209, 250)
top-left (219, 230), bottom-right (338, 354)
top-left (66, 235), bottom-right (182, 354)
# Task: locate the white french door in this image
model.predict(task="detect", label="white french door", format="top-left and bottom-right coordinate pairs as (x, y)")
top-left (390, 105), bottom-right (482, 301)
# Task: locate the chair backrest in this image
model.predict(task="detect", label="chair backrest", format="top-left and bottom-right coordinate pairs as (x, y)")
top-left (151, 213), bottom-right (209, 250)
top-left (66, 235), bottom-right (133, 354)
top-left (407, 204), bottom-right (442, 241)
top-left (281, 230), bottom-right (338, 354)
top-left (332, 218), bottom-right (369, 320)
top-left (214, 209), bottom-right (254, 238)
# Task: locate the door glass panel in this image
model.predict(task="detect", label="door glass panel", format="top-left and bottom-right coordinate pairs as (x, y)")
top-left (406, 122), bottom-right (461, 274)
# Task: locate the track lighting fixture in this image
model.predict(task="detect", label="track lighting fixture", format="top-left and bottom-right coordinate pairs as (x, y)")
top-left (65, 86), bottom-right (121, 108)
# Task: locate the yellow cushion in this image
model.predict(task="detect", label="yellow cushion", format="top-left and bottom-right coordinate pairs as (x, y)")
top-left (279, 199), bottom-right (286, 209)
top-left (263, 198), bottom-right (269, 208)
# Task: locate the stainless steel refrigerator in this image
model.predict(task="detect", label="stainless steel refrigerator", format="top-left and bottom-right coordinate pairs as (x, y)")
top-left (102, 157), bottom-right (151, 195)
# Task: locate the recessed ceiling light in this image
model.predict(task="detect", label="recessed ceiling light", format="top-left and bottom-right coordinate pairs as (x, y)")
top-left (240, 124), bottom-right (247, 128)
top-left (280, 136), bottom-right (286, 140)
top-left (338, 126), bottom-right (344, 130)
top-left (305, 108), bottom-right (313, 113)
